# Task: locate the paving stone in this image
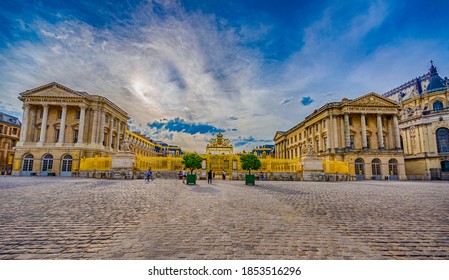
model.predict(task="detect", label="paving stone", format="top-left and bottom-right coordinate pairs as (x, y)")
top-left (0, 177), bottom-right (448, 259)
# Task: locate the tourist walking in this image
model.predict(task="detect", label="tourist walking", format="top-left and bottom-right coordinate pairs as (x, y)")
top-left (222, 170), bottom-right (226, 180)
top-left (145, 168), bottom-right (152, 183)
top-left (207, 170), bottom-right (213, 184)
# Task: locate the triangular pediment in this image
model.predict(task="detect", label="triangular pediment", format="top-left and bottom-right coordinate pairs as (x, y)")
top-left (348, 92), bottom-right (398, 107)
top-left (19, 82), bottom-right (90, 100)
top-left (273, 131), bottom-right (286, 141)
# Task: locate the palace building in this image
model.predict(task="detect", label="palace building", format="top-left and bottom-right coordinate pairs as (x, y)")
top-left (274, 61), bottom-right (449, 180)
top-left (12, 82), bottom-right (181, 176)
top-left (274, 92), bottom-right (406, 180)
top-left (0, 112), bottom-right (21, 173)
top-left (383, 62), bottom-right (449, 179)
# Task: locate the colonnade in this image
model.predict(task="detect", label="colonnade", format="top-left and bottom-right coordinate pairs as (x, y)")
top-left (276, 112), bottom-right (402, 159)
top-left (18, 102), bottom-right (127, 151)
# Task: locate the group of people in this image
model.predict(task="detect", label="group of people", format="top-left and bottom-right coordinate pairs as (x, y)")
top-left (178, 169), bottom-right (188, 183)
top-left (207, 170), bottom-right (227, 184)
top-left (174, 169), bottom-right (228, 184)
top-left (145, 168), bottom-right (266, 183)
top-left (1, 168), bottom-right (11, 176)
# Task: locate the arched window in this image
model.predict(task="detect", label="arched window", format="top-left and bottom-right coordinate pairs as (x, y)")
top-left (388, 159), bottom-right (398, 175)
top-left (41, 154), bottom-right (53, 171)
top-left (436, 128), bottom-right (449, 153)
top-left (22, 154), bottom-right (34, 171)
top-left (433, 101), bottom-right (443, 111)
top-left (355, 158), bottom-right (365, 175)
top-left (371, 158), bottom-right (381, 176)
top-left (61, 155), bottom-right (72, 172)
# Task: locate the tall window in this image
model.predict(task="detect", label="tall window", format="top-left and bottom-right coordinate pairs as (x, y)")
top-left (388, 159), bottom-right (398, 175)
top-left (55, 129), bottom-right (60, 142)
top-left (441, 161), bottom-right (449, 172)
top-left (22, 154), bottom-right (34, 171)
top-left (73, 130), bottom-right (79, 143)
top-left (355, 158), bottom-right (365, 175)
top-left (76, 110), bottom-right (81, 120)
top-left (366, 136), bottom-right (371, 149)
top-left (350, 135), bottom-right (354, 149)
top-left (436, 128), bottom-right (449, 153)
top-left (61, 155), bottom-right (73, 172)
top-left (372, 158), bottom-right (381, 176)
top-left (433, 101), bottom-right (443, 111)
top-left (42, 154), bottom-right (53, 171)
top-left (0, 125), bottom-right (3, 134)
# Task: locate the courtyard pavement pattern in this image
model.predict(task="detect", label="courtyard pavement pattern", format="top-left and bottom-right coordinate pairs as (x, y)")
top-left (0, 177), bottom-right (448, 260)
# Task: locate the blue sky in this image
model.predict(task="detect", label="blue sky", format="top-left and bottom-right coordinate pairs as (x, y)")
top-left (1, 0), bottom-right (449, 152)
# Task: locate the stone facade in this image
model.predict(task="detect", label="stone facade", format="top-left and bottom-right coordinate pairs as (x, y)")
top-left (274, 92), bottom-right (406, 180)
top-left (383, 62), bottom-right (449, 180)
top-left (0, 112), bottom-right (21, 172)
top-left (13, 82), bottom-right (131, 176)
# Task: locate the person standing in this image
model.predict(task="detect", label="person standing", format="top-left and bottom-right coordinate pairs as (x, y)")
top-left (182, 169), bottom-right (187, 184)
top-left (222, 170), bottom-right (226, 180)
top-left (145, 168), bottom-right (151, 183)
top-left (207, 170), bottom-right (213, 184)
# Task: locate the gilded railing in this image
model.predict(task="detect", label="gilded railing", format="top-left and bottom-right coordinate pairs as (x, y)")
top-left (322, 160), bottom-right (353, 174)
top-left (79, 156), bottom-right (112, 171)
top-left (79, 155), bottom-right (352, 175)
top-left (135, 154), bottom-right (183, 171)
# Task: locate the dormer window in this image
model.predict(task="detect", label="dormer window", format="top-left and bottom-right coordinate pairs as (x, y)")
top-left (433, 101), bottom-right (443, 111)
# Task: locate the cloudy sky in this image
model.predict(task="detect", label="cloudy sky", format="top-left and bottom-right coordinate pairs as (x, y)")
top-left (1, 0), bottom-right (449, 152)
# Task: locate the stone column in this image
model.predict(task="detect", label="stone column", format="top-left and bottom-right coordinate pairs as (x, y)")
top-left (116, 121), bottom-right (121, 151)
top-left (38, 104), bottom-right (49, 146)
top-left (327, 115), bottom-right (333, 151)
top-left (109, 117), bottom-right (114, 149)
top-left (56, 104), bottom-right (67, 146)
top-left (77, 104), bottom-right (87, 144)
top-left (90, 108), bottom-right (98, 145)
top-left (344, 113), bottom-right (350, 148)
top-left (99, 111), bottom-right (105, 147)
top-left (377, 114), bottom-right (384, 149)
top-left (333, 114), bottom-right (339, 151)
top-left (393, 115), bottom-right (401, 149)
top-left (361, 114), bottom-right (367, 148)
top-left (29, 107), bottom-right (36, 142)
top-left (19, 104), bottom-right (30, 143)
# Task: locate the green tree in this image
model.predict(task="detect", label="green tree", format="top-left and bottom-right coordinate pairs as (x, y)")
top-left (182, 153), bottom-right (203, 174)
top-left (240, 153), bottom-right (262, 174)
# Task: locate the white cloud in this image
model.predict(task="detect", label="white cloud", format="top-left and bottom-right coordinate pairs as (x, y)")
top-left (0, 1), bottom-right (283, 152)
top-left (1, 0), bottom-right (449, 153)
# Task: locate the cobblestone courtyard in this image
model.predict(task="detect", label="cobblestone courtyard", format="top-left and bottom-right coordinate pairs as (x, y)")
top-left (0, 177), bottom-right (448, 260)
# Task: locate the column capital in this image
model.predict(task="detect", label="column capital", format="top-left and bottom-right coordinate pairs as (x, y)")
top-left (79, 103), bottom-right (88, 109)
top-left (42, 102), bottom-right (49, 108)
